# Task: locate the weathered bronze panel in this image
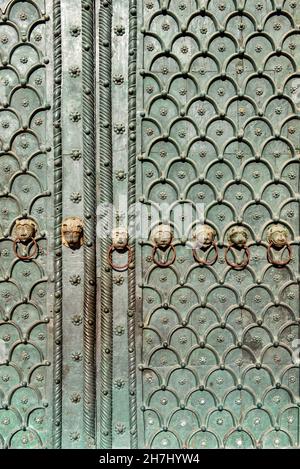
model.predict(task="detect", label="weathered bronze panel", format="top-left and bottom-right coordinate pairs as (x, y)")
top-left (1, 0), bottom-right (300, 449)
top-left (135, 0), bottom-right (300, 449)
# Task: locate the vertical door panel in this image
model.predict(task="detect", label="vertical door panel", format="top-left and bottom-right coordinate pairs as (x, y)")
top-left (135, 0), bottom-right (300, 449)
top-left (0, 0), bottom-right (55, 448)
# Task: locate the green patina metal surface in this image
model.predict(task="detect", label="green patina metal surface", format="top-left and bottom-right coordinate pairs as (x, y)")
top-left (0, 0), bottom-right (299, 449)
top-left (0, 0), bottom-right (54, 448)
top-left (135, 0), bottom-right (300, 449)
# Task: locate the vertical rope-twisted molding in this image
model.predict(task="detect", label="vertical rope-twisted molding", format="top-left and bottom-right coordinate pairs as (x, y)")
top-left (53, 0), bottom-right (63, 450)
top-left (128, 0), bottom-right (138, 449)
top-left (82, 0), bottom-right (97, 445)
top-left (99, 0), bottom-right (113, 449)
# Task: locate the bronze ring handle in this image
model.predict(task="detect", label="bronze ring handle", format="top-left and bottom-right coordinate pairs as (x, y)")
top-left (152, 245), bottom-right (176, 268)
top-left (13, 238), bottom-right (38, 260)
top-left (225, 244), bottom-right (250, 270)
top-left (193, 241), bottom-right (219, 266)
top-left (267, 242), bottom-right (292, 267)
top-left (108, 244), bottom-right (133, 272)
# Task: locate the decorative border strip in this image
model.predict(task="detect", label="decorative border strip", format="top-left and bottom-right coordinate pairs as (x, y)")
top-left (53, 0), bottom-right (63, 450)
top-left (82, 0), bottom-right (97, 445)
top-left (128, 0), bottom-right (138, 449)
top-left (99, 0), bottom-right (113, 449)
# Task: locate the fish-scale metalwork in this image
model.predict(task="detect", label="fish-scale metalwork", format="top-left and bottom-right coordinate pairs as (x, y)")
top-left (0, 0), bottom-right (53, 449)
top-left (137, 0), bottom-right (300, 449)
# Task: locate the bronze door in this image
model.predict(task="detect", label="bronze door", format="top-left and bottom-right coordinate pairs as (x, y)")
top-left (0, 0), bottom-right (300, 449)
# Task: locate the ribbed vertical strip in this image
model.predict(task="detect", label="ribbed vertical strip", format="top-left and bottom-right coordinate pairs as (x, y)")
top-left (53, 0), bottom-right (63, 450)
top-left (82, 0), bottom-right (97, 445)
top-left (128, 0), bottom-right (138, 449)
top-left (99, 0), bottom-right (113, 449)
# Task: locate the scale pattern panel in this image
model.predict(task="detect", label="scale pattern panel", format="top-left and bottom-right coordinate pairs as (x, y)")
top-left (138, 0), bottom-right (300, 449)
top-left (0, 0), bottom-right (53, 449)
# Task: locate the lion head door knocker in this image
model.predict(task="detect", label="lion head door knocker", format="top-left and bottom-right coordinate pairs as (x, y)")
top-left (108, 227), bottom-right (133, 272)
top-left (62, 217), bottom-right (84, 250)
top-left (225, 226), bottom-right (250, 270)
top-left (151, 224), bottom-right (176, 268)
top-left (192, 225), bottom-right (218, 266)
top-left (267, 224), bottom-right (292, 266)
top-left (13, 219), bottom-right (38, 260)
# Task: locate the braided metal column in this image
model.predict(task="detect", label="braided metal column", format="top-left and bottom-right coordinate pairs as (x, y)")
top-left (128, 0), bottom-right (138, 449)
top-left (99, 0), bottom-right (113, 449)
top-left (53, 0), bottom-right (63, 450)
top-left (82, 0), bottom-right (97, 446)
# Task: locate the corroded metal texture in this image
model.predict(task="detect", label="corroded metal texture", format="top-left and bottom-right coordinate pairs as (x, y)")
top-left (99, 0), bottom-right (113, 449)
top-left (128, 0), bottom-right (138, 448)
top-left (53, 0), bottom-right (62, 450)
top-left (0, 0), bottom-right (54, 449)
top-left (1, 0), bottom-right (300, 450)
top-left (82, 0), bottom-right (96, 447)
top-left (136, 0), bottom-right (300, 449)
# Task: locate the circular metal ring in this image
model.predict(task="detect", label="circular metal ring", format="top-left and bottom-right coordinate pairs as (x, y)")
top-left (13, 238), bottom-right (38, 260)
top-left (152, 245), bottom-right (176, 268)
top-left (108, 244), bottom-right (133, 272)
top-left (267, 242), bottom-right (292, 267)
top-left (193, 241), bottom-right (219, 266)
top-left (225, 244), bottom-right (250, 270)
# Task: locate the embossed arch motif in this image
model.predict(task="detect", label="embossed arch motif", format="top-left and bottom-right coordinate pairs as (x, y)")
top-left (137, 0), bottom-right (300, 449)
top-left (0, 0), bottom-right (53, 449)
